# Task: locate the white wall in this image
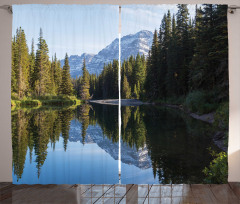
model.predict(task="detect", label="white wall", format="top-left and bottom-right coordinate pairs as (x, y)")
top-left (0, 0), bottom-right (240, 182)
top-left (228, 6), bottom-right (240, 182)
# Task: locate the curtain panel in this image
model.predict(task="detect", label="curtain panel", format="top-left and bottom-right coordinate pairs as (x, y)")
top-left (11, 4), bottom-right (228, 184)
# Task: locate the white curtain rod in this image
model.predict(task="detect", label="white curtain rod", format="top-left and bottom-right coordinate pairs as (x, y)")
top-left (0, 5), bottom-right (239, 15)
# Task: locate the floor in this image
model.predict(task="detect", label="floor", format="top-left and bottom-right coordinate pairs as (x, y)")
top-left (1, 183), bottom-right (240, 203)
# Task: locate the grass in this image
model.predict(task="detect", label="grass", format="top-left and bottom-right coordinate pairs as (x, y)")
top-left (11, 95), bottom-right (82, 108)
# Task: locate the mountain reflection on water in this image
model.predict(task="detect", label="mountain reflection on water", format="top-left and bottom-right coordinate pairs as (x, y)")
top-left (12, 103), bottom-right (220, 184)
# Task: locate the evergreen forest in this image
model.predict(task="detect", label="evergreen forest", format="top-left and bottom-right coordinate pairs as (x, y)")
top-left (11, 4), bottom-right (228, 184)
top-left (83, 4), bottom-right (228, 115)
top-left (11, 4), bottom-right (228, 114)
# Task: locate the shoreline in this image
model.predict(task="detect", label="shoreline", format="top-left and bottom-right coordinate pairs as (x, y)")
top-left (89, 99), bottom-right (152, 106)
top-left (11, 97), bottom-right (82, 108)
top-left (90, 99), bottom-right (227, 152)
top-left (12, 97), bottom-right (227, 152)
top-left (160, 104), bottom-right (215, 124)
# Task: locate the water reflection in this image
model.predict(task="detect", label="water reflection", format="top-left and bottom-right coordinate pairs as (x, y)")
top-left (12, 104), bottom-right (221, 184)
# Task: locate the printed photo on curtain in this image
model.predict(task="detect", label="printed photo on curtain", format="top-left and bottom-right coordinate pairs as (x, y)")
top-left (11, 4), bottom-right (228, 184)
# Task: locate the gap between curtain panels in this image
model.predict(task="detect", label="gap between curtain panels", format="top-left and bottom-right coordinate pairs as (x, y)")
top-left (118, 5), bottom-right (122, 184)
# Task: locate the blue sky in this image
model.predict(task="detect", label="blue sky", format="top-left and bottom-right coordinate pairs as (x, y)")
top-left (13, 4), bottom-right (196, 60)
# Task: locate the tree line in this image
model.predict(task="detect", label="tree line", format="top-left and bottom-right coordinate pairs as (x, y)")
top-left (11, 28), bottom-right (81, 100)
top-left (72, 55), bottom-right (147, 100)
top-left (81, 4), bottom-right (228, 107)
top-left (12, 4), bottom-right (228, 107)
top-left (145, 4), bottom-right (228, 103)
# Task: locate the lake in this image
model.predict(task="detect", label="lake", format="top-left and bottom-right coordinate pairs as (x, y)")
top-left (12, 103), bottom-right (220, 184)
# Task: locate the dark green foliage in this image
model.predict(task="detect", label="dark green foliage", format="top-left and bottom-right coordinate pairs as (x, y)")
top-left (34, 29), bottom-right (52, 96)
top-left (145, 30), bottom-right (159, 99)
top-left (122, 74), bottom-right (131, 99)
top-left (214, 102), bottom-right (229, 130)
top-left (79, 104), bottom-right (90, 144)
top-left (11, 28), bottom-right (72, 100)
top-left (166, 14), bottom-right (178, 97)
top-left (11, 28), bottom-right (29, 99)
top-left (60, 109), bottom-right (73, 151)
top-left (80, 60), bottom-right (119, 99)
top-left (85, 55), bottom-right (146, 100)
top-left (72, 59), bottom-right (91, 100)
top-left (189, 5), bottom-right (228, 101)
top-left (12, 4), bottom-right (228, 113)
top-left (184, 90), bottom-right (218, 114)
top-left (52, 54), bottom-right (62, 95)
top-left (61, 54), bottom-right (73, 95)
top-left (158, 11), bottom-right (172, 98)
top-left (28, 39), bottom-right (35, 93)
top-left (80, 59), bottom-right (90, 100)
top-left (11, 95), bottom-right (80, 108)
top-left (74, 4), bottom-right (228, 107)
top-left (144, 4), bottom-right (228, 112)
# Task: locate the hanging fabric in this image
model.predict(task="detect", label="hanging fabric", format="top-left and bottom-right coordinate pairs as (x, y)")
top-left (11, 4), bottom-right (228, 185)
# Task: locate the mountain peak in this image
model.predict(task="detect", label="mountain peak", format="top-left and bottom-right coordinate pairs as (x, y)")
top-left (63, 30), bottom-right (153, 78)
top-left (134, 30), bottom-right (153, 36)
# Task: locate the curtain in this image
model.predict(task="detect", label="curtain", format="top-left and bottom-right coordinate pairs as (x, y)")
top-left (11, 4), bottom-right (228, 185)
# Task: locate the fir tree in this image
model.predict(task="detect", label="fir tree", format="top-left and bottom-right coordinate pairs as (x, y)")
top-left (29, 39), bottom-right (35, 94)
top-left (166, 14), bottom-right (178, 97)
top-left (80, 104), bottom-right (90, 144)
top-left (53, 54), bottom-right (62, 95)
top-left (176, 4), bottom-right (191, 95)
top-left (159, 10), bottom-right (172, 98)
top-left (133, 53), bottom-right (146, 93)
top-left (14, 28), bottom-right (29, 99)
top-left (11, 36), bottom-right (17, 93)
top-left (80, 59), bottom-right (90, 100)
top-left (34, 28), bottom-right (51, 96)
top-left (145, 30), bottom-right (159, 99)
top-left (61, 53), bottom-right (73, 95)
top-left (122, 74), bottom-right (131, 99)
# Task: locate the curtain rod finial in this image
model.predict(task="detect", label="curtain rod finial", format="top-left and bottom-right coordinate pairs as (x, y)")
top-left (0, 5), bottom-right (13, 14)
top-left (228, 5), bottom-right (240, 14)
top-left (8, 6), bottom-right (13, 14)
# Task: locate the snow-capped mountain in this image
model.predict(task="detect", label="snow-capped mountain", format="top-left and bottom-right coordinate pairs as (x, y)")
top-left (60, 53), bottom-right (94, 79)
top-left (68, 120), bottom-right (152, 170)
top-left (120, 30), bottom-right (153, 60)
top-left (61, 30), bottom-right (153, 78)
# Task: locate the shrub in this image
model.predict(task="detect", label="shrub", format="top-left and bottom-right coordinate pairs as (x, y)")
top-left (214, 102), bottom-right (229, 130)
top-left (11, 93), bottom-right (19, 100)
top-left (11, 100), bottom-right (16, 107)
top-left (21, 100), bottom-right (41, 106)
top-left (184, 90), bottom-right (217, 114)
top-left (11, 100), bottom-right (21, 107)
top-left (11, 95), bottom-right (81, 108)
top-left (203, 149), bottom-right (228, 184)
